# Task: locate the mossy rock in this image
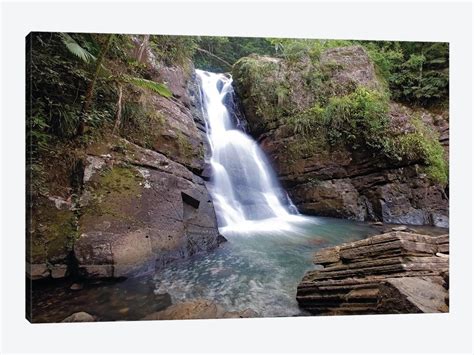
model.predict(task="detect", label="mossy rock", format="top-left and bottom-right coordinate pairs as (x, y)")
top-left (80, 165), bottom-right (145, 234)
top-left (27, 198), bottom-right (77, 264)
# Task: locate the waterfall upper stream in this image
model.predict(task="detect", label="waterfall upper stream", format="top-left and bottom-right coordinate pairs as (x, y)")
top-left (197, 70), bottom-right (301, 234)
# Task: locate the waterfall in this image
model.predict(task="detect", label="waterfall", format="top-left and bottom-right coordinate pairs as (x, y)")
top-left (196, 70), bottom-right (300, 234)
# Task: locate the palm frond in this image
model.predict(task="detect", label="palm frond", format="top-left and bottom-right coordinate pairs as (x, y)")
top-left (122, 75), bottom-right (173, 98)
top-left (59, 33), bottom-right (96, 64)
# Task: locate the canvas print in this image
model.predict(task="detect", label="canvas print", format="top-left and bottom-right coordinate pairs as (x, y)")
top-left (26, 33), bottom-right (449, 322)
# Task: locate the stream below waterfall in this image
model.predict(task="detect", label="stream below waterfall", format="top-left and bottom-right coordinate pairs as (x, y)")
top-left (29, 216), bottom-right (381, 322)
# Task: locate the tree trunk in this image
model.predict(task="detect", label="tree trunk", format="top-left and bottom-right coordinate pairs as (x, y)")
top-left (77, 34), bottom-right (114, 136)
top-left (137, 34), bottom-right (150, 62)
top-left (112, 83), bottom-right (123, 135)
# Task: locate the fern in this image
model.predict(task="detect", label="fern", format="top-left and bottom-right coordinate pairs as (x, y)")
top-left (121, 75), bottom-right (173, 98)
top-left (59, 33), bottom-right (96, 64)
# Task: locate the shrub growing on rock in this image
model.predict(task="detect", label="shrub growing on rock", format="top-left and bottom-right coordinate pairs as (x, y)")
top-left (322, 87), bottom-right (390, 150)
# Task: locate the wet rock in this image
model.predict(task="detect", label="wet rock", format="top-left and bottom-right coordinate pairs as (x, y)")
top-left (200, 163), bottom-right (213, 181)
top-left (74, 138), bottom-right (220, 279)
top-left (142, 299), bottom-right (258, 320)
top-left (217, 234), bottom-right (228, 245)
top-left (70, 283), bottom-right (83, 291)
top-left (297, 232), bottom-right (449, 315)
top-left (431, 213), bottom-right (449, 228)
top-left (26, 263), bottom-right (50, 280)
top-left (61, 311), bottom-right (96, 322)
top-left (392, 226), bottom-right (408, 231)
top-left (50, 265), bottom-right (68, 279)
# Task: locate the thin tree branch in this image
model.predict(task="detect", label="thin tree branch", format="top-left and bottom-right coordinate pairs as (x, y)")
top-left (196, 47), bottom-right (232, 69)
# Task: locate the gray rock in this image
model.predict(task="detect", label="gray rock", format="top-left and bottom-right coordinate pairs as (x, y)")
top-left (26, 263), bottom-right (50, 280)
top-left (61, 312), bottom-right (96, 322)
top-left (50, 265), bottom-right (68, 279)
top-left (74, 139), bottom-right (220, 279)
top-left (142, 299), bottom-right (258, 320)
top-left (70, 283), bottom-right (83, 291)
top-left (431, 213), bottom-right (449, 228)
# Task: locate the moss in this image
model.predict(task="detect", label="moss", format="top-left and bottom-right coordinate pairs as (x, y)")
top-left (386, 117), bottom-right (448, 184)
top-left (29, 237), bottom-right (48, 262)
top-left (80, 165), bottom-right (144, 230)
top-left (97, 166), bottom-right (141, 194)
top-left (176, 131), bottom-right (194, 160)
top-left (28, 202), bottom-right (77, 264)
top-left (233, 56), bottom-right (287, 124)
top-left (46, 209), bottom-right (77, 259)
top-left (285, 137), bottom-right (328, 163)
top-left (120, 91), bottom-right (166, 150)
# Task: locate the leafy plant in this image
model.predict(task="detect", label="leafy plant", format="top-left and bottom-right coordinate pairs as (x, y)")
top-left (59, 33), bottom-right (96, 64)
top-left (121, 75), bottom-right (172, 98)
top-left (386, 117), bottom-right (448, 184)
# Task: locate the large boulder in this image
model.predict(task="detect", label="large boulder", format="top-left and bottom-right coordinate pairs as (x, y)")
top-left (296, 232), bottom-right (449, 315)
top-left (232, 46), bottom-right (449, 227)
top-left (74, 138), bottom-right (221, 278)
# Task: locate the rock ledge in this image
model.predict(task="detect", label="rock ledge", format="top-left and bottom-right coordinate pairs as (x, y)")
top-left (296, 232), bottom-right (449, 315)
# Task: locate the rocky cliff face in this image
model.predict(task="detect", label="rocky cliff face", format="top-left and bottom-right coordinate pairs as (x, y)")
top-left (232, 46), bottom-right (449, 227)
top-left (27, 37), bottom-right (221, 280)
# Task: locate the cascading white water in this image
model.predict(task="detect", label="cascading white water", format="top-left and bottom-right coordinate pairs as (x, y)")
top-left (197, 70), bottom-right (301, 234)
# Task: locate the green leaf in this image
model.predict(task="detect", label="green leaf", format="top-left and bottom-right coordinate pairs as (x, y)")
top-left (59, 33), bottom-right (96, 64)
top-left (122, 75), bottom-right (173, 98)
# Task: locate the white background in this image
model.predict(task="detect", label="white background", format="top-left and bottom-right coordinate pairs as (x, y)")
top-left (1, 1), bottom-right (472, 353)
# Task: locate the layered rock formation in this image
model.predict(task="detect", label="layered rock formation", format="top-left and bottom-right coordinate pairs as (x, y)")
top-left (27, 36), bottom-right (220, 280)
top-left (296, 232), bottom-right (449, 315)
top-left (232, 46), bottom-right (449, 227)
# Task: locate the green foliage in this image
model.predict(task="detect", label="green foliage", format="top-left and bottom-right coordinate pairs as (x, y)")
top-left (288, 105), bottom-right (325, 136)
top-left (176, 131), bottom-right (194, 159)
top-left (362, 41), bottom-right (449, 105)
top-left (28, 32), bottom-right (116, 140)
top-left (194, 36), bottom-right (274, 72)
top-left (264, 38), bottom-right (449, 106)
top-left (386, 117), bottom-right (448, 184)
top-left (119, 97), bottom-right (164, 149)
top-left (59, 33), bottom-right (96, 63)
top-left (150, 35), bottom-right (197, 66)
top-left (269, 38), bottom-right (352, 63)
top-left (232, 56), bottom-right (287, 124)
top-left (287, 86), bottom-right (447, 184)
top-left (323, 87), bottom-right (390, 150)
top-left (289, 87), bottom-right (389, 150)
top-left (121, 75), bottom-right (172, 97)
